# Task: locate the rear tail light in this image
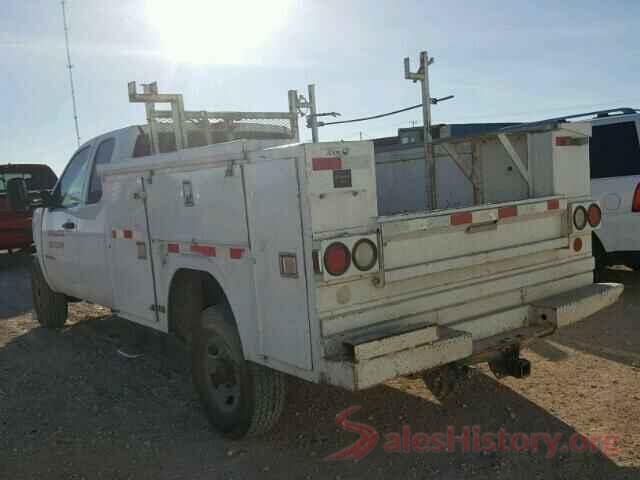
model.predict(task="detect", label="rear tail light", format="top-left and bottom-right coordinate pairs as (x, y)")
top-left (587, 203), bottom-right (602, 227)
top-left (573, 237), bottom-right (583, 252)
top-left (573, 206), bottom-right (587, 230)
top-left (323, 242), bottom-right (351, 276)
top-left (352, 239), bottom-right (378, 271)
top-left (633, 183), bottom-right (640, 212)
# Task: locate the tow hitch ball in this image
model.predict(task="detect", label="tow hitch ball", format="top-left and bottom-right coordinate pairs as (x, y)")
top-left (489, 347), bottom-right (531, 379)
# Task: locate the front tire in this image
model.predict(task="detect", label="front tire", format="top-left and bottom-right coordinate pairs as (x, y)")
top-left (192, 305), bottom-right (286, 438)
top-left (30, 257), bottom-right (68, 328)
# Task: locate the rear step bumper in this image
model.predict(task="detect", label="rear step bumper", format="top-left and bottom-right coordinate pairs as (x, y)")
top-left (530, 282), bottom-right (623, 328)
top-left (322, 282), bottom-right (623, 391)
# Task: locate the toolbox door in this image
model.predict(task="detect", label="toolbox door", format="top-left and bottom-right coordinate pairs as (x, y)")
top-left (105, 174), bottom-right (159, 328)
top-left (245, 158), bottom-right (312, 371)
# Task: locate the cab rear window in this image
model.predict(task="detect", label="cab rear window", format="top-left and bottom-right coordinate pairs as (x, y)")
top-left (590, 122), bottom-right (640, 178)
top-left (0, 166), bottom-right (57, 194)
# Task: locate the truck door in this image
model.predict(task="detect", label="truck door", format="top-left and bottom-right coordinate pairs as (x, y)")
top-left (105, 173), bottom-right (158, 327)
top-left (245, 158), bottom-right (313, 371)
top-left (62, 137), bottom-right (115, 306)
top-left (42, 145), bottom-right (94, 298)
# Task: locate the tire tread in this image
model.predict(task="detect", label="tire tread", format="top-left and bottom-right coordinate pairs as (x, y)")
top-left (30, 258), bottom-right (68, 328)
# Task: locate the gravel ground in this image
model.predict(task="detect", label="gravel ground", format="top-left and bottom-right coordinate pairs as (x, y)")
top-left (1, 252), bottom-right (638, 479)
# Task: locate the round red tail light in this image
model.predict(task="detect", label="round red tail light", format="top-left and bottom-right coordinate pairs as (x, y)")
top-left (587, 203), bottom-right (601, 227)
top-left (573, 206), bottom-right (587, 230)
top-left (573, 237), bottom-right (583, 252)
top-left (324, 242), bottom-right (351, 276)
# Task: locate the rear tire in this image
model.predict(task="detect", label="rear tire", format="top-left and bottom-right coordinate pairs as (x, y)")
top-left (592, 234), bottom-right (607, 282)
top-left (192, 305), bottom-right (286, 438)
top-left (30, 258), bottom-right (68, 328)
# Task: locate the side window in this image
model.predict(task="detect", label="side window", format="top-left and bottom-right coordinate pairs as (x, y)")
top-left (87, 138), bottom-right (115, 204)
top-left (590, 122), bottom-right (640, 179)
top-left (56, 147), bottom-right (92, 208)
top-left (133, 133), bottom-right (151, 157)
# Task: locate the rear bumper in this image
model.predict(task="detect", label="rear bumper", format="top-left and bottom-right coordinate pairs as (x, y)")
top-left (321, 282), bottom-right (623, 390)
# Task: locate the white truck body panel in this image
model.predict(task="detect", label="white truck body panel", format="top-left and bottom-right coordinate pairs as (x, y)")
top-left (587, 114), bottom-right (640, 257)
top-left (37, 122), bottom-right (622, 390)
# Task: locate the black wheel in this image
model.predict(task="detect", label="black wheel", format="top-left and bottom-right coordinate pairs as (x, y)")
top-left (192, 305), bottom-right (286, 438)
top-left (592, 233), bottom-right (607, 282)
top-left (423, 364), bottom-right (470, 400)
top-left (30, 257), bottom-right (68, 328)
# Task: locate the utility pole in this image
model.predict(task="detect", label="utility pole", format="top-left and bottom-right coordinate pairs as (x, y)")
top-left (296, 84), bottom-right (339, 142)
top-left (307, 84), bottom-right (319, 143)
top-left (405, 51), bottom-right (435, 210)
top-left (61, 1), bottom-right (81, 147)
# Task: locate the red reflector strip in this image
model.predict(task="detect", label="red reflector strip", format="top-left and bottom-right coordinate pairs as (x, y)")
top-left (498, 206), bottom-right (518, 219)
top-left (229, 248), bottom-right (244, 259)
top-left (123, 229), bottom-right (133, 239)
top-left (190, 244), bottom-right (216, 257)
top-left (167, 243), bottom-right (179, 254)
top-left (556, 136), bottom-right (588, 146)
top-left (312, 157), bottom-right (342, 171)
top-left (547, 199), bottom-right (560, 210)
top-left (450, 212), bottom-right (473, 226)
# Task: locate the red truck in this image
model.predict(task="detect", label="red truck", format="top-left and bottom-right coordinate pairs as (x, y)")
top-left (0, 164), bottom-right (57, 252)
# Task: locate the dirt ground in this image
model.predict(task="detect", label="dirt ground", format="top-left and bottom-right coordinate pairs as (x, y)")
top-left (1, 252), bottom-right (639, 479)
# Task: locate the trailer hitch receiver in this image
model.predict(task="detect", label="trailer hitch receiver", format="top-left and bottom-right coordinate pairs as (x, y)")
top-left (489, 347), bottom-right (531, 379)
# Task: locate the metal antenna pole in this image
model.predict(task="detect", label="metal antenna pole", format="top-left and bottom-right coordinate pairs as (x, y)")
top-left (61, 0), bottom-right (81, 147)
top-left (308, 84), bottom-right (319, 143)
top-left (405, 51), bottom-right (436, 210)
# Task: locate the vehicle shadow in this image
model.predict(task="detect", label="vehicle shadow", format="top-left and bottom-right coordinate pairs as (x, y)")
top-left (0, 251), bottom-right (32, 320)
top-left (1, 260), bottom-right (637, 478)
top-left (264, 372), bottom-right (637, 479)
top-left (0, 313), bottom-right (636, 479)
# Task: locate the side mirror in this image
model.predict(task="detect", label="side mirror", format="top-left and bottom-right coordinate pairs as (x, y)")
top-left (7, 178), bottom-right (29, 212)
top-left (40, 190), bottom-right (56, 207)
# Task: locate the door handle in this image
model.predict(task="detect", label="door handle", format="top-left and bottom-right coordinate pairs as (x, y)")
top-left (62, 221), bottom-right (76, 230)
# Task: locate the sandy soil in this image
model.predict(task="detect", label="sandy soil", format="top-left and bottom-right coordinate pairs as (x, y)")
top-left (1, 252), bottom-right (638, 479)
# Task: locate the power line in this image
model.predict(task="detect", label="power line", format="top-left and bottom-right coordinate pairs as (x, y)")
top-left (323, 98), bottom-right (640, 133)
top-left (61, 0), bottom-right (81, 147)
top-left (318, 103), bottom-right (423, 127)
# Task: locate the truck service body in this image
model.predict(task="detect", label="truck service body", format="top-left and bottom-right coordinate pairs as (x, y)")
top-left (22, 84), bottom-right (622, 437)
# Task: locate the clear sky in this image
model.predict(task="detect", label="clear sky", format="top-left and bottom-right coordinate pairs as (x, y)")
top-left (2, 0), bottom-right (639, 174)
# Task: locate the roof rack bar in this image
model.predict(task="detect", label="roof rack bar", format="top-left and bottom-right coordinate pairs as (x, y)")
top-left (500, 107), bottom-right (640, 133)
top-left (128, 81), bottom-right (300, 154)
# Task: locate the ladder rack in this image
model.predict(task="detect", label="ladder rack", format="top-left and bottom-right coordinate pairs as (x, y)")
top-left (128, 81), bottom-right (300, 155)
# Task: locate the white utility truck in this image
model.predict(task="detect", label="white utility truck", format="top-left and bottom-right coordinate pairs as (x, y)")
top-left (8, 82), bottom-right (622, 438)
